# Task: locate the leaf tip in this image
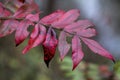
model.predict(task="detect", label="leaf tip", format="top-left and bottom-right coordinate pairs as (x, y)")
top-left (44, 60), bottom-right (50, 68)
top-left (15, 39), bottom-right (24, 47)
top-left (22, 52), bottom-right (26, 55)
top-left (22, 46), bottom-right (31, 54)
top-left (60, 59), bottom-right (63, 62)
top-left (22, 50), bottom-right (27, 55)
top-left (72, 65), bottom-right (77, 71)
top-left (108, 54), bottom-right (116, 63)
top-left (60, 56), bottom-right (64, 61)
top-left (16, 43), bottom-right (19, 47)
top-left (112, 58), bottom-right (116, 63)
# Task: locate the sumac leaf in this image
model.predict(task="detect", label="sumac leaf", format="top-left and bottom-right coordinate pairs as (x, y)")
top-left (0, 19), bottom-right (18, 37)
top-left (40, 10), bottom-right (65, 25)
top-left (13, 4), bottom-right (30, 18)
top-left (11, 0), bottom-right (35, 9)
top-left (15, 20), bottom-right (33, 46)
top-left (22, 23), bottom-right (46, 54)
top-left (25, 13), bottom-right (40, 22)
top-left (64, 20), bottom-right (94, 33)
top-left (81, 37), bottom-right (115, 62)
top-left (77, 28), bottom-right (96, 38)
top-left (58, 31), bottom-right (70, 60)
top-left (72, 35), bottom-right (84, 70)
top-left (0, 2), bottom-right (11, 17)
top-left (52, 9), bottom-right (80, 29)
top-left (13, 2), bottom-right (39, 18)
top-left (18, 0), bottom-right (25, 3)
top-left (42, 27), bottom-right (58, 67)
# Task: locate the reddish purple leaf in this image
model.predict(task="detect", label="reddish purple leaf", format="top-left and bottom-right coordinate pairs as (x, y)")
top-left (58, 31), bottom-right (70, 60)
top-left (18, 0), bottom-right (25, 3)
top-left (81, 37), bottom-right (115, 62)
top-left (22, 23), bottom-right (46, 54)
top-left (13, 3), bottom-right (39, 18)
top-left (15, 20), bottom-right (33, 46)
top-left (0, 19), bottom-right (18, 38)
top-left (52, 9), bottom-right (80, 29)
top-left (72, 35), bottom-right (84, 70)
top-left (42, 27), bottom-right (58, 67)
top-left (13, 4), bottom-right (31, 18)
top-left (40, 10), bottom-right (65, 25)
top-left (64, 20), bottom-right (94, 33)
top-left (10, 0), bottom-right (34, 8)
top-left (25, 13), bottom-right (40, 22)
top-left (0, 2), bottom-right (11, 17)
top-left (17, 0), bottom-right (33, 4)
top-left (77, 28), bottom-right (96, 37)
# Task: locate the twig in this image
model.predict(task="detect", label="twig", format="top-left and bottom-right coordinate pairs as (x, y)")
top-left (0, 17), bottom-right (24, 21)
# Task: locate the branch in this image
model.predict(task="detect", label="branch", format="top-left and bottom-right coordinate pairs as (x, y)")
top-left (0, 17), bottom-right (75, 37)
top-left (0, 17), bottom-right (24, 21)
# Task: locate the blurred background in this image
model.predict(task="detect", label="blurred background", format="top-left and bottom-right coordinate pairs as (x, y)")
top-left (0, 0), bottom-right (120, 80)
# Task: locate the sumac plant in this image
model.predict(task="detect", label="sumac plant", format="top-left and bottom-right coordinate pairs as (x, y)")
top-left (0, 0), bottom-right (115, 70)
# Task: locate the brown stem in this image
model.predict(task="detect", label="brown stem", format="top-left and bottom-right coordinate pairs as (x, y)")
top-left (0, 17), bottom-right (75, 36)
top-left (0, 17), bottom-right (24, 21)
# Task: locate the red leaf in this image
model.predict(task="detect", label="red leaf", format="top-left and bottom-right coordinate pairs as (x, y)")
top-left (77, 28), bottom-right (96, 37)
top-left (13, 2), bottom-right (39, 18)
top-left (0, 2), bottom-right (11, 17)
top-left (0, 19), bottom-right (18, 38)
top-left (64, 20), bottom-right (94, 33)
top-left (42, 27), bottom-right (58, 67)
top-left (58, 31), bottom-right (70, 60)
top-left (18, 0), bottom-right (25, 3)
top-left (72, 35), bottom-right (84, 70)
top-left (15, 20), bottom-right (33, 46)
top-left (13, 4), bottom-right (31, 18)
top-left (22, 23), bottom-right (46, 54)
top-left (10, 0), bottom-right (34, 8)
top-left (81, 37), bottom-right (115, 62)
top-left (25, 13), bottom-right (40, 22)
top-left (52, 9), bottom-right (80, 29)
top-left (40, 10), bottom-right (65, 25)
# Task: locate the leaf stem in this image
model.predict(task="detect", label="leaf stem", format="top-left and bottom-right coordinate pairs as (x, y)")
top-left (0, 17), bottom-right (24, 21)
top-left (0, 17), bottom-right (75, 36)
